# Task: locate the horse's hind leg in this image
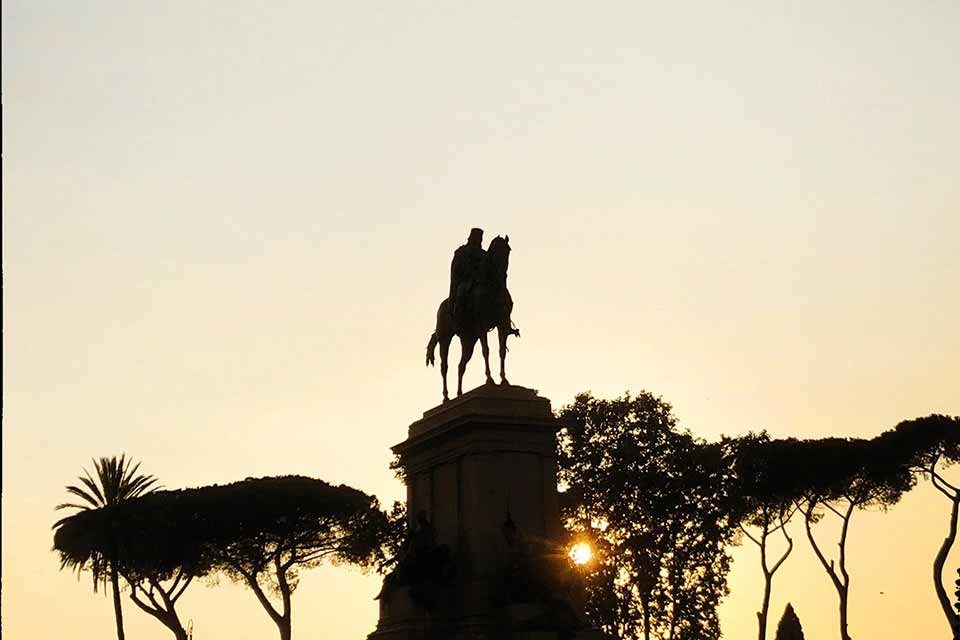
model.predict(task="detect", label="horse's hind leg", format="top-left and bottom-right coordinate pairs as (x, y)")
top-left (457, 335), bottom-right (477, 397)
top-left (440, 335), bottom-right (452, 402)
top-left (480, 332), bottom-right (494, 384)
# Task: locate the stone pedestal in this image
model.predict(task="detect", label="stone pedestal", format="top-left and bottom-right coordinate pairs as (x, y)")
top-left (369, 384), bottom-right (602, 640)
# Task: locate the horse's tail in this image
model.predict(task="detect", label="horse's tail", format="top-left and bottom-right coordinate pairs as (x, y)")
top-left (426, 332), bottom-right (438, 367)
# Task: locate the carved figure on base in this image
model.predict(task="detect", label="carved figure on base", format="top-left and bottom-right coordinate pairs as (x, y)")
top-left (376, 511), bottom-right (455, 611)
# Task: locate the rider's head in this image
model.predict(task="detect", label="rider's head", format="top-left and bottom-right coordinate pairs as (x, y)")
top-left (468, 227), bottom-right (483, 247)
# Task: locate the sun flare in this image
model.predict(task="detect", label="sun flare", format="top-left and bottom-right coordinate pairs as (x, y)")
top-left (569, 542), bottom-right (592, 565)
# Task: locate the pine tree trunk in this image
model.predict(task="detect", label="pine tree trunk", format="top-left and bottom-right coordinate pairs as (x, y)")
top-left (934, 496), bottom-right (960, 639)
top-left (639, 594), bottom-right (651, 640)
top-left (163, 610), bottom-right (189, 640)
top-left (758, 573), bottom-right (772, 640)
top-left (110, 563), bottom-right (125, 640)
top-left (276, 559), bottom-right (293, 640)
top-left (278, 618), bottom-right (291, 640)
top-left (838, 585), bottom-right (851, 640)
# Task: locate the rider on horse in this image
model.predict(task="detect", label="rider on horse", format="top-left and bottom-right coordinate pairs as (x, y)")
top-left (429, 229), bottom-right (519, 400)
top-left (449, 227), bottom-right (487, 326)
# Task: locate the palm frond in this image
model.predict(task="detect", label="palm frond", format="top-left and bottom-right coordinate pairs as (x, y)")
top-left (126, 475), bottom-right (160, 499)
top-left (93, 457), bottom-right (118, 504)
top-left (53, 504), bottom-right (93, 519)
top-left (60, 485), bottom-right (101, 509)
top-left (78, 470), bottom-right (106, 506)
top-left (54, 453), bottom-right (160, 595)
top-left (122, 460), bottom-right (142, 487)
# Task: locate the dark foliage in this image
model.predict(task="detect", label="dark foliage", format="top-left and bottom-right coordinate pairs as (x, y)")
top-left (876, 414), bottom-right (960, 638)
top-left (195, 476), bottom-right (391, 640)
top-left (557, 395), bottom-right (956, 640)
top-left (732, 431), bottom-right (919, 640)
top-left (731, 433), bottom-right (802, 640)
top-left (55, 475), bottom-right (393, 640)
top-left (773, 603), bottom-right (805, 640)
top-left (759, 436), bottom-right (912, 640)
top-left (53, 455), bottom-right (159, 640)
top-left (736, 416), bottom-right (957, 640)
top-left (55, 487), bottom-right (209, 640)
top-left (875, 414), bottom-right (960, 468)
top-left (379, 500), bottom-right (410, 572)
top-left (557, 392), bottom-right (739, 640)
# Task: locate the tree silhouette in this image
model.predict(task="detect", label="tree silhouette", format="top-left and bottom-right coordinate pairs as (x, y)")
top-left (200, 476), bottom-right (391, 640)
top-left (117, 490), bottom-right (211, 640)
top-left (53, 455), bottom-right (159, 640)
top-left (795, 437), bottom-right (913, 640)
top-left (54, 489), bottom-right (205, 640)
top-left (877, 414), bottom-right (960, 639)
top-left (773, 603), bottom-right (805, 640)
top-left (54, 475), bottom-right (393, 640)
top-left (557, 392), bottom-right (739, 640)
top-left (733, 434), bottom-right (803, 640)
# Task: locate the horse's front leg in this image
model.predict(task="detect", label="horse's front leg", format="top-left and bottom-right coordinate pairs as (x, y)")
top-left (480, 332), bottom-right (494, 384)
top-left (457, 335), bottom-right (477, 397)
top-left (440, 336), bottom-right (451, 402)
top-left (497, 324), bottom-right (511, 386)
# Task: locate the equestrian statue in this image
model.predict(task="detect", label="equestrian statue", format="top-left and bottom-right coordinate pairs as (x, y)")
top-left (426, 228), bottom-right (520, 401)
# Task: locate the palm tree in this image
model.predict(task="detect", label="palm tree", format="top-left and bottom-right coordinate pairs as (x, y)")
top-left (54, 455), bottom-right (159, 640)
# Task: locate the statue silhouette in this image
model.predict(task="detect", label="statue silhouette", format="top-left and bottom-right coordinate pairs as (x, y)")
top-left (427, 230), bottom-right (519, 401)
top-left (449, 228), bottom-right (487, 326)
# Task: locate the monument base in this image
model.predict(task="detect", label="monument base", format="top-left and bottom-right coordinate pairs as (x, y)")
top-left (368, 384), bottom-right (603, 640)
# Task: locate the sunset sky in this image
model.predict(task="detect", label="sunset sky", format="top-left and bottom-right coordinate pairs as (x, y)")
top-left (3, 2), bottom-right (959, 639)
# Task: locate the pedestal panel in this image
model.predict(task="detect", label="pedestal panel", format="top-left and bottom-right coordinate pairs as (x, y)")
top-left (368, 384), bottom-right (602, 640)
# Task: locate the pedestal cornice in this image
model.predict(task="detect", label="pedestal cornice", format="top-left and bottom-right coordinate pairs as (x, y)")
top-left (402, 384), bottom-right (554, 438)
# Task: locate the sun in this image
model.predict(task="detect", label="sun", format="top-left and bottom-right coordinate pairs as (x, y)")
top-left (569, 542), bottom-right (592, 565)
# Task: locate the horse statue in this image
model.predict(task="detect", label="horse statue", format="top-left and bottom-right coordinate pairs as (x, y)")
top-left (426, 235), bottom-right (520, 401)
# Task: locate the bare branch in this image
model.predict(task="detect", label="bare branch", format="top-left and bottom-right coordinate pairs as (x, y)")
top-left (739, 524), bottom-right (762, 547)
top-left (837, 501), bottom-right (855, 586)
top-left (769, 525), bottom-right (794, 576)
top-left (804, 508), bottom-right (842, 591)
top-left (245, 574), bottom-right (283, 626)
top-left (274, 553), bottom-right (292, 619)
top-left (823, 501), bottom-right (845, 519)
top-left (169, 568), bottom-right (184, 594)
top-left (129, 588), bottom-right (166, 621)
top-left (144, 582), bottom-right (164, 612)
top-left (171, 575), bottom-right (193, 604)
top-left (931, 474), bottom-right (957, 500)
top-left (931, 462), bottom-right (960, 494)
top-left (297, 548), bottom-right (338, 565)
top-left (227, 558), bottom-right (255, 581)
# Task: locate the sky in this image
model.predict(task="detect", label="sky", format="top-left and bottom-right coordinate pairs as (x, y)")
top-left (3, 1), bottom-right (959, 638)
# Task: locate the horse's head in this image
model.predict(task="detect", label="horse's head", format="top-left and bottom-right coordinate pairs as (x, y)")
top-left (488, 234), bottom-right (510, 255)
top-left (487, 235), bottom-right (511, 275)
